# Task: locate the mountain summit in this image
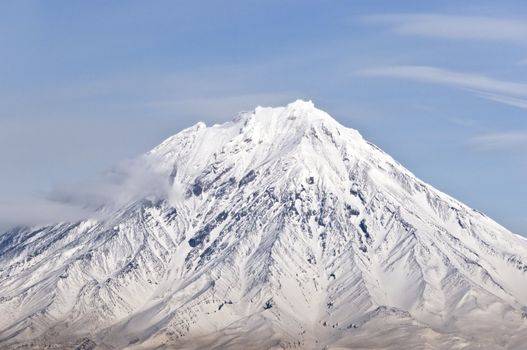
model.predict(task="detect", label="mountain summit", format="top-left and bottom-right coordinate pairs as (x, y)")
top-left (1, 101), bottom-right (526, 349)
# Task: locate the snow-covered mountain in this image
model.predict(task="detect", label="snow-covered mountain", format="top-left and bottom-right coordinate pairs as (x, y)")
top-left (1, 100), bottom-right (527, 349)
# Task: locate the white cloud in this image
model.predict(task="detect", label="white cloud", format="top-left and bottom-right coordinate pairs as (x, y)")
top-left (357, 65), bottom-right (527, 109)
top-left (361, 14), bottom-right (527, 42)
top-left (0, 194), bottom-right (91, 232)
top-left (51, 157), bottom-right (171, 210)
top-left (469, 131), bottom-right (527, 151)
top-left (0, 156), bottom-right (173, 233)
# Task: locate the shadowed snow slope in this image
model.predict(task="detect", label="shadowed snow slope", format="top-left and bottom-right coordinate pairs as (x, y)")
top-left (1, 100), bottom-right (527, 349)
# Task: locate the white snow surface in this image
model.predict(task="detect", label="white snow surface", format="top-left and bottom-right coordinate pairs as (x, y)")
top-left (1, 100), bottom-right (526, 349)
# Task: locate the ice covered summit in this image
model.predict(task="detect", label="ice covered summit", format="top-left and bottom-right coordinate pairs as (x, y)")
top-left (1, 100), bottom-right (526, 349)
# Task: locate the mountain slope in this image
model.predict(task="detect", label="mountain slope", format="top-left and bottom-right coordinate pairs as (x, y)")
top-left (1, 100), bottom-right (526, 349)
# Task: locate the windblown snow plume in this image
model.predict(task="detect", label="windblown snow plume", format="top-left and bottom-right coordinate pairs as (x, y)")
top-left (1, 100), bottom-right (526, 349)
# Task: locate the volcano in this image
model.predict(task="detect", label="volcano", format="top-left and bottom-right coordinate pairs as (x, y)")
top-left (1, 100), bottom-right (526, 349)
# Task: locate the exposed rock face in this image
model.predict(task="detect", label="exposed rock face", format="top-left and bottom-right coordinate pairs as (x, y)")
top-left (1, 100), bottom-right (526, 349)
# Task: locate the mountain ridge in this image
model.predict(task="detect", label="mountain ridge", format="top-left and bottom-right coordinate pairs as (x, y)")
top-left (1, 100), bottom-right (526, 349)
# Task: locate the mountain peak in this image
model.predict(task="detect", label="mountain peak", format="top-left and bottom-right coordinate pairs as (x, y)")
top-left (286, 98), bottom-right (315, 110)
top-left (245, 99), bottom-right (342, 136)
top-left (151, 101), bottom-right (366, 188)
top-left (253, 99), bottom-right (315, 115)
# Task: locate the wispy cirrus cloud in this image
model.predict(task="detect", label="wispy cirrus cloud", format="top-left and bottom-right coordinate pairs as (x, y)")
top-left (469, 131), bottom-right (527, 151)
top-left (476, 92), bottom-right (527, 109)
top-left (357, 66), bottom-right (527, 96)
top-left (360, 14), bottom-right (527, 42)
top-left (357, 65), bottom-right (527, 109)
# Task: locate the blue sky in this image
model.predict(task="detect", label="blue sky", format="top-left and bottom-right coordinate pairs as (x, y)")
top-left (1, 1), bottom-right (526, 235)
